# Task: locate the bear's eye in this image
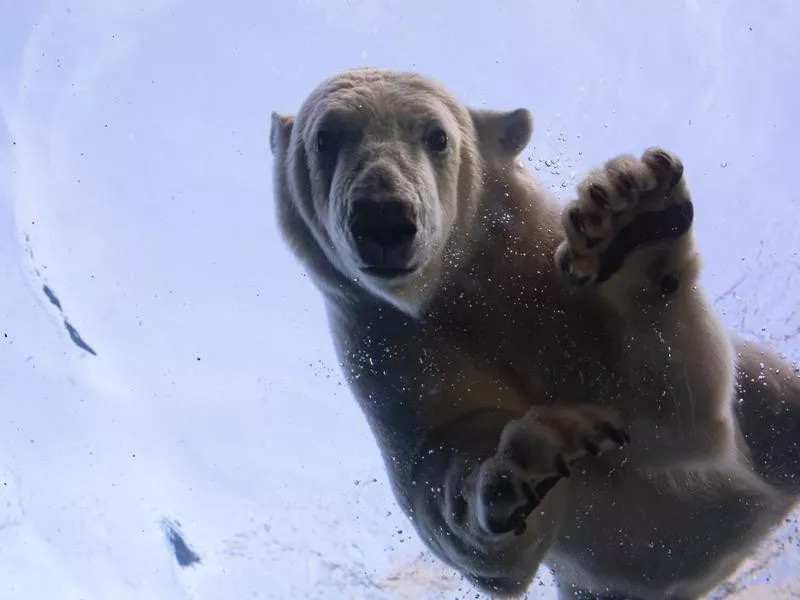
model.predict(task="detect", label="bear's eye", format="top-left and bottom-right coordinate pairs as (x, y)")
top-left (316, 130), bottom-right (339, 154)
top-left (425, 128), bottom-right (449, 153)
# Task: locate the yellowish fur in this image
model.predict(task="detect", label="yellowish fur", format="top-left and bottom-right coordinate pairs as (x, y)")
top-left (270, 67), bottom-right (800, 600)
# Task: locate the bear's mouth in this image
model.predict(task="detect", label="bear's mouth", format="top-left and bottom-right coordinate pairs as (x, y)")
top-left (347, 197), bottom-right (420, 280)
top-left (360, 265), bottom-right (417, 279)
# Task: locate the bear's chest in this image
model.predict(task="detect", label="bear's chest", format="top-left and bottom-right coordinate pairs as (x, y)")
top-left (424, 279), bottom-right (622, 407)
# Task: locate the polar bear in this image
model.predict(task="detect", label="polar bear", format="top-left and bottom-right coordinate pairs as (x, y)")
top-left (269, 67), bottom-right (800, 599)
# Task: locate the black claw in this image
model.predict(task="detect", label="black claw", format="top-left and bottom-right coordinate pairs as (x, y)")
top-left (534, 476), bottom-right (562, 500)
top-left (667, 164), bottom-right (685, 188)
top-left (647, 149), bottom-right (684, 189)
top-left (584, 439), bottom-right (601, 456)
top-left (555, 455), bottom-right (572, 478)
top-left (585, 235), bottom-right (602, 249)
top-left (649, 149), bottom-right (673, 170)
top-left (601, 423), bottom-right (631, 447)
top-left (506, 479), bottom-right (554, 537)
top-left (521, 480), bottom-right (539, 504)
top-left (615, 173), bottom-right (635, 196)
top-left (588, 183), bottom-right (609, 209)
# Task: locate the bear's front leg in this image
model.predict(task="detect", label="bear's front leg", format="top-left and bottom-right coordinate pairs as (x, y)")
top-left (554, 148), bottom-right (699, 310)
top-left (410, 405), bottom-right (629, 598)
top-left (472, 403), bottom-right (629, 536)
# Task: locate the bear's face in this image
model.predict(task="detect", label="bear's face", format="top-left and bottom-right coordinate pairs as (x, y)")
top-left (271, 68), bottom-right (533, 315)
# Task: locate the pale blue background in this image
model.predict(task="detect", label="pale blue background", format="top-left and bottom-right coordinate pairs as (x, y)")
top-left (1, 1), bottom-right (798, 598)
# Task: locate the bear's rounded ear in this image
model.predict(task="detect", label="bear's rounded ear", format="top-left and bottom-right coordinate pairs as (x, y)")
top-left (470, 107), bottom-right (533, 158)
top-left (500, 108), bottom-right (533, 155)
top-left (270, 112), bottom-right (295, 156)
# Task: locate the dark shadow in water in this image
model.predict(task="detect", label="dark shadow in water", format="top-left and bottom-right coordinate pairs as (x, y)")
top-left (161, 518), bottom-right (201, 568)
top-left (41, 284), bottom-right (97, 356)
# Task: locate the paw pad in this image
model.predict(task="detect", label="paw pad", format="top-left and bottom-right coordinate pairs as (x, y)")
top-left (556, 147), bottom-right (692, 286)
top-left (477, 409), bottom-right (631, 537)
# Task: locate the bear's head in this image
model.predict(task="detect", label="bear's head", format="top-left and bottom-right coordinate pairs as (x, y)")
top-left (270, 67), bottom-right (533, 316)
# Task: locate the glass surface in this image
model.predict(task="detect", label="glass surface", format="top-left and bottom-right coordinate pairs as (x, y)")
top-left (1, 1), bottom-right (798, 598)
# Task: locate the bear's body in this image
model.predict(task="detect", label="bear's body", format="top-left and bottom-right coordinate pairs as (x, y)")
top-left (270, 67), bottom-right (800, 599)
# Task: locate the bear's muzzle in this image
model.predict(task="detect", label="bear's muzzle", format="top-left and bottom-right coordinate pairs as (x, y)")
top-left (349, 197), bottom-right (419, 278)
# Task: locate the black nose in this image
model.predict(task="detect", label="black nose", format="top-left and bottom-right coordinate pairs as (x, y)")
top-left (350, 199), bottom-right (418, 247)
top-left (349, 199), bottom-right (418, 274)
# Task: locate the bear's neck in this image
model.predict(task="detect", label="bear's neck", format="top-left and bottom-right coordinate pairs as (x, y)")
top-left (434, 195), bottom-right (562, 317)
